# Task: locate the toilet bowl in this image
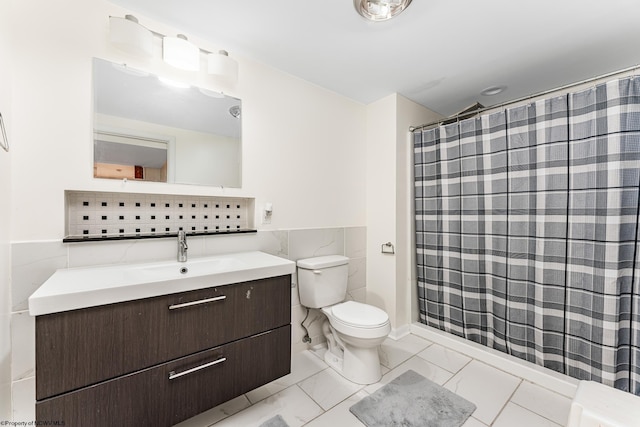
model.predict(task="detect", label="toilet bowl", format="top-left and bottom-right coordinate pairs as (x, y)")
top-left (321, 301), bottom-right (391, 384)
top-left (296, 255), bottom-right (391, 385)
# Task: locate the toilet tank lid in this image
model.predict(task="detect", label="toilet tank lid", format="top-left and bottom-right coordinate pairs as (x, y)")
top-left (297, 255), bottom-right (349, 269)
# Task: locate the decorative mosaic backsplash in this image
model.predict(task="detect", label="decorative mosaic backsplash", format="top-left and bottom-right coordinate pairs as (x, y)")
top-left (66, 191), bottom-right (254, 240)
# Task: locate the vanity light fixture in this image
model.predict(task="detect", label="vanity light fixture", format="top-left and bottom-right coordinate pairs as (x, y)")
top-left (208, 50), bottom-right (238, 82)
top-left (163, 34), bottom-right (200, 71)
top-left (109, 15), bottom-right (153, 57)
top-left (108, 15), bottom-right (239, 81)
top-left (354, 0), bottom-right (412, 21)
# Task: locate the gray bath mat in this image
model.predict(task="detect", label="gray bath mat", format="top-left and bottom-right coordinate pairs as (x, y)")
top-left (350, 370), bottom-right (476, 427)
top-left (259, 414), bottom-right (289, 427)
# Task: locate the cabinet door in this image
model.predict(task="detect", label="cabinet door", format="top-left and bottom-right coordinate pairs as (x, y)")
top-left (36, 325), bottom-right (291, 427)
top-left (36, 275), bottom-right (291, 400)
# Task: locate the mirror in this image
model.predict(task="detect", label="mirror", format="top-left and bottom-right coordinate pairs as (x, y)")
top-left (92, 58), bottom-right (242, 187)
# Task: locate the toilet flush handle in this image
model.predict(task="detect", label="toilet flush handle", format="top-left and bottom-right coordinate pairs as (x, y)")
top-left (312, 270), bottom-right (322, 274)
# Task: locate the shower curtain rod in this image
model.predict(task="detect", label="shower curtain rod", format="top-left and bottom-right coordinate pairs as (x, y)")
top-left (409, 63), bottom-right (640, 132)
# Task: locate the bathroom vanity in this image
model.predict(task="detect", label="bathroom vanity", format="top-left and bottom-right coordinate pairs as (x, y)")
top-left (29, 251), bottom-right (295, 427)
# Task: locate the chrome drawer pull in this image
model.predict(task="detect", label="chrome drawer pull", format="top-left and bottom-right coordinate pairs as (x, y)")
top-left (168, 295), bottom-right (226, 310)
top-left (168, 357), bottom-right (227, 380)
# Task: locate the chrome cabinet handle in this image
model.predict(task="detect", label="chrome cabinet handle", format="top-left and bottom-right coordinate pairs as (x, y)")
top-left (168, 357), bottom-right (227, 380)
top-left (168, 295), bottom-right (226, 310)
top-left (312, 270), bottom-right (322, 274)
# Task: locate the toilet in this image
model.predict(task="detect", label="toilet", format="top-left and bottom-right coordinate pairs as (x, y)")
top-left (297, 255), bottom-right (391, 384)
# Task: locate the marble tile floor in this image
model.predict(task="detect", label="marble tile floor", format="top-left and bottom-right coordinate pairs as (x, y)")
top-left (176, 334), bottom-right (573, 427)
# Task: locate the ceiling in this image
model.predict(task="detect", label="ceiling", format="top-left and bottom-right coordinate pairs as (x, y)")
top-left (109, 0), bottom-right (640, 118)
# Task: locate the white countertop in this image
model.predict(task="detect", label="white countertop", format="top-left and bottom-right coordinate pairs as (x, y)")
top-left (28, 251), bottom-right (295, 316)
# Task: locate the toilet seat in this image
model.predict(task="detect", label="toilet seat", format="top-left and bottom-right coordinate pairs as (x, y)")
top-left (322, 301), bottom-right (391, 340)
top-left (332, 301), bottom-right (389, 328)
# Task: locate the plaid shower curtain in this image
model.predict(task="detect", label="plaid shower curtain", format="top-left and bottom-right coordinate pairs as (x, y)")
top-left (414, 76), bottom-right (640, 394)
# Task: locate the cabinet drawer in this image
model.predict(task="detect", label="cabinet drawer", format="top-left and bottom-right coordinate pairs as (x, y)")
top-left (36, 324), bottom-right (291, 427)
top-left (36, 275), bottom-right (291, 400)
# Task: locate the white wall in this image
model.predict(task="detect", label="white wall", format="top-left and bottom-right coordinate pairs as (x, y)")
top-left (6, 0), bottom-right (368, 420)
top-left (0, 0), bottom-right (13, 419)
top-left (365, 94), bottom-right (440, 333)
top-left (364, 94), bottom-right (397, 324)
top-left (395, 95), bottom-right (442, 328)
top-left (10, 0), bottom-right (367, 242)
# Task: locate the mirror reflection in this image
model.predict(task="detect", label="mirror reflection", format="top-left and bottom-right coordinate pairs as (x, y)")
top-left (92, 57), bottom-right (242, 187)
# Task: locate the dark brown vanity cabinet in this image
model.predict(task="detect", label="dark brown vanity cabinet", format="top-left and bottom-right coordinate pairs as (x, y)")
top-left (35, 275), bottom-right (292, 427)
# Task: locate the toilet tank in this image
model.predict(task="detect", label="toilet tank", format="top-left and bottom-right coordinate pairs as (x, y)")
top-left (296, 255), bottom-right (349, 308)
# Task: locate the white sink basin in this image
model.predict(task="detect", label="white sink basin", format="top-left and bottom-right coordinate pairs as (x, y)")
top-left (129, 256), bottom-right (244, 281)
top-left (29, 251), bottom-right (295, 316)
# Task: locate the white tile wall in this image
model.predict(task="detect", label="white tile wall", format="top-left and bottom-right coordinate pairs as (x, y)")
top-left (0, 314), bottom-right (10, 421)
top-left (345, 226), bottom-right (366, 258)
top-left (9, 226), bottom-right (367, 421)
top-left (288, 228), bottom-right (345, 262)
top-left (287, 227), bottom-right (368, 350)
top-left (11, 241), bottom-right (67, 311)
top-left (10, 311), bottom-right (34, 382)
top-left (11, 377), bottom-right (35, 422)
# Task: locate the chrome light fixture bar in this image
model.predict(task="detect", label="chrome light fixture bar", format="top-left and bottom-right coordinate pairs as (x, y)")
top-left (354, 0), bottom-right (412, 21)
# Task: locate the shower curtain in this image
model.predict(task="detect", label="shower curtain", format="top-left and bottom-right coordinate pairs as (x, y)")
top-left (414, 76), bottom-right (640, 394)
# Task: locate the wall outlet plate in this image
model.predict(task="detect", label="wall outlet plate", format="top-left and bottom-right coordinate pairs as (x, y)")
top-left (262, 209), bottom-right (272, 224)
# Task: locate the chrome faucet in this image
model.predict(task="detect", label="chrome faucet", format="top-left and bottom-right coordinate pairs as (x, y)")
top-left (177, 230), bottom-right (188, 262)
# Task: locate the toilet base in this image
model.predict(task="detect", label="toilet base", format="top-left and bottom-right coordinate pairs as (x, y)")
top-left (323, 348), bottom-right (344, 374)
top-left (323, 344), bottom-right (383, 385)
top-left (322, 321), bottom-right (383, 385)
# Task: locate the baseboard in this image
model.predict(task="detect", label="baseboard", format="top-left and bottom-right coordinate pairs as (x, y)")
top-left (388, 324), bottom-right (411, 340)
top-left (410, 322), bottom-right (579, 398)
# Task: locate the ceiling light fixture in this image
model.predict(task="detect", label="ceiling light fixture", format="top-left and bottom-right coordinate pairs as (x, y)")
top-left (354, 0), bottom-right (412, 21)
top-left (481, 86), bottom-right (507, 96)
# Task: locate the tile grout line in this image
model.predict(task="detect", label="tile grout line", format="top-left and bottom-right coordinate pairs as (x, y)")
top-left (487, 378), bottom-right (523, 426)
top-left (508, 401), bottom-right (563, 427)
top-left (418, 348), bottom-right (474, 378)
top-left (242, 361), bottom-right (331, 407)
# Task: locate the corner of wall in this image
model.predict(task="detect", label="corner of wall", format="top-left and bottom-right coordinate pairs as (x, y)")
top-left (394, 95), bottom-right (442, 328)
top-left (365, 93), bottom-right (443, 330)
